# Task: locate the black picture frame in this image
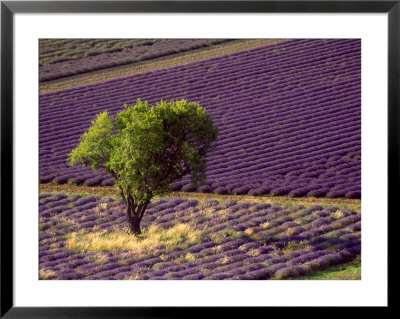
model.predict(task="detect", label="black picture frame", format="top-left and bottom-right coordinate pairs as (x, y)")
top-left (1, 0), bottom-right (394, 317)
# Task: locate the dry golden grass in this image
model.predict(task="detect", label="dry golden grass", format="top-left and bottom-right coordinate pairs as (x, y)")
top-left (65, 223), bottom-right (202, 253)
top-left (39, 268), bottom-right (56, 280)
top-left (202, 208), bottom-right (215, 219)
top-left (49, 242), bottom-right (62, 249)
top-left (260, 222), bottom-right (270, 230)
top-left (286, 227), bottom-right (298, 236)
top-left (250, 233), bottom-right (263, 241)
top-left (211, 245), bottom-right (223, 255)
top-left (219, 256), bottom-right (229, 264)
top-left (247, 248), bottom-right (261, 257)
top-left (93, 202), bottom-right (108, 213)
top-left (124, 274), bottom-right (139, 280)
top-left (88, 252), bottom-right (109, 264)
top-left (281, 241), bottom-right (312, 254)
top-left (185, 252), bottom-right (196, 262)
top-left (332, 211), bottom-right (345, 219)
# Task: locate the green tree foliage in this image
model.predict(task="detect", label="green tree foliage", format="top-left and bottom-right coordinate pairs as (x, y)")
top-left (69, 99), bottom-right (219, 235)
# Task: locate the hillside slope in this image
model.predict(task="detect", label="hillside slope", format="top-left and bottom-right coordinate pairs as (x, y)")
top-left (39, 193), bottom-right (361, 280)
top-left (39, 39), bottom-right (361, 199)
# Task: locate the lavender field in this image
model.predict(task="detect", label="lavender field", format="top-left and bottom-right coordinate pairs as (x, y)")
top-left (39, 193), bottom-right (361, 280)
top-left (39, 39), bottom-right (231, 82)
top-left (39, 39), bottom-right (361, 199)
top-left (39, 38), bottom-right (362, 280)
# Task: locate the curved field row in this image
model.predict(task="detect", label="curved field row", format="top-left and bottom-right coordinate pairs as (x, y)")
top-left (39, 193), bottom-right (361, 280)
top-left (39, 39), bottom-right (285, 94)
top-left (39, 39), bottom-right (361, 199)
top-left (39, 183), bottom-right (362, 212)
top-left (39, 39), bottom-right (232, 82)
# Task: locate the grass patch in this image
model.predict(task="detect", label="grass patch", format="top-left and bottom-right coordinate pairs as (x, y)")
top-left (247, 248), bottom-right (260, 257)
top-left (219, 256), bottom-right (229, 264)
top-left (260, 222), bottom-right (270, 229)
top-left (65, 223), bottom-right (202, 253)
top-left (297, 257), bottom-right (361, 280)
top-left (124, 274), bottom-right (140, 280)
top-left (281, 241), bottom-right (312, 254)
top-left (185, 252), bottom-right (196, 262)
top-left (211, 229), bottom-right (244, 243)
top-left (39, 268), bottom-right (56, 280)
top-left (88, 252), bottom-right (109, 264)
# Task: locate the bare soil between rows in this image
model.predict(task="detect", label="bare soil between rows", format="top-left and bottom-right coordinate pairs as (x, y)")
top-left (39, 182), bottom-right (361, 212)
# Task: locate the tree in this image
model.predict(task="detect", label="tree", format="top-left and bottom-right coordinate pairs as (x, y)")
top-left (68, 99), bottom-right (219, 235)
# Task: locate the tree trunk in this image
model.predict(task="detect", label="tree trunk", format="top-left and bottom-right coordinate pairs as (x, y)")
top-left (125, 198), bottom-right (133, 233)
top-left (125, 197), bottom-right (150, 236)
top-left (131, 216), bottom-right (142, 235)
top-left (126, 206), bottom-right (142, 235)
top-left (126, 209), bottom-right (142, 235)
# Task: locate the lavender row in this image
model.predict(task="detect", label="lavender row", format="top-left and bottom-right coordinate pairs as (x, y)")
top-left (39, 39), bottom-right (361, 198)
top-left (39, 193), bottom-right (361, 280)
top-left (39, 39), bottom-right (232, 82)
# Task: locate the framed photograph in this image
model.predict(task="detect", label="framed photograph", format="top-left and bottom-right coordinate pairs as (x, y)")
top-left (1, 0), bottom-right (394, 317)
